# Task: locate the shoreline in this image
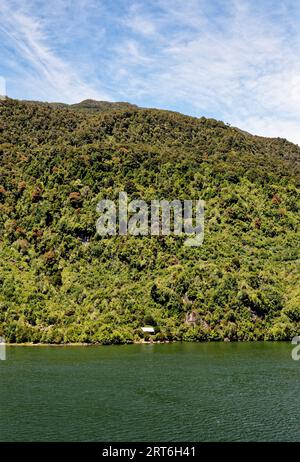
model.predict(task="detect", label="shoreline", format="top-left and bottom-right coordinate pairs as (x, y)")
top-left (2, 339), bottom-right (291, 346)
top-left (2, 340), bottom-right (173, 347)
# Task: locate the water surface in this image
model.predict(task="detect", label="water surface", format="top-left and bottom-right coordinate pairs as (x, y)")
top-left (0, 342), bottom-right (299, 441)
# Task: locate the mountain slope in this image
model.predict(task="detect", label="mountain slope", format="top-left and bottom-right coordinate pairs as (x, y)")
top-left (0, 98), bottom-right (299, 343)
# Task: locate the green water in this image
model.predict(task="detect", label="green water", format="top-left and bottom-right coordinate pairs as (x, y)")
top-left (0, 342), bottom-right (299, 441)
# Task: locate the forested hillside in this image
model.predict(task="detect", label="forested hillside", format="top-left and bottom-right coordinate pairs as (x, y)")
top-left (0, 98), bottom-right (299, 343)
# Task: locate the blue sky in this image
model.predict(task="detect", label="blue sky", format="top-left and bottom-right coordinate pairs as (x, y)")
top-left (1, 0), bottom-right (300, 144)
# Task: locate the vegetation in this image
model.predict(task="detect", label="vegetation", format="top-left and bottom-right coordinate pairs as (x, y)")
top-left (0, 97), bottom-right (299, 344)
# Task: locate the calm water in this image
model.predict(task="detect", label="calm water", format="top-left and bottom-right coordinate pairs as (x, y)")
top-left (0, 342), bottom-right (299, 442)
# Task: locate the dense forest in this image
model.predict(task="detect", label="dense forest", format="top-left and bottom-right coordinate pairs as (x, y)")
top-left (0, 97), bottom-right (299, 344)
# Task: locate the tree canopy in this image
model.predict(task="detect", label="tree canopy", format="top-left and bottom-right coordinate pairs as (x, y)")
top-left (0, 98), bottom-right (299, 343)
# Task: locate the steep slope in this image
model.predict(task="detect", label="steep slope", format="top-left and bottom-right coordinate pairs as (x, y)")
top-left (0, 98), bottom-right (299, 343)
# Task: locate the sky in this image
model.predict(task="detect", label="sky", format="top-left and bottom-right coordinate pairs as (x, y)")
top-left (1, 0), bottom-right (300, 144)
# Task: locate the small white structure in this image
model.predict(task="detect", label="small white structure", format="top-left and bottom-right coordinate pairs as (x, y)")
top-left (0, 337), bottom-right (6, 361)
top-left (141, 326), bottom-right (155, 334)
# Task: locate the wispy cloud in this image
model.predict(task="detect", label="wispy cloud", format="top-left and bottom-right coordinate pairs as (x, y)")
top-left (122, 4), bottom-right (159, 37)
top-left (1, 0), bottom-right (300, 144)
top-left (109, 0), bottom-right (300, 144)
top-left (0, 1), bottom-right (110, 102)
